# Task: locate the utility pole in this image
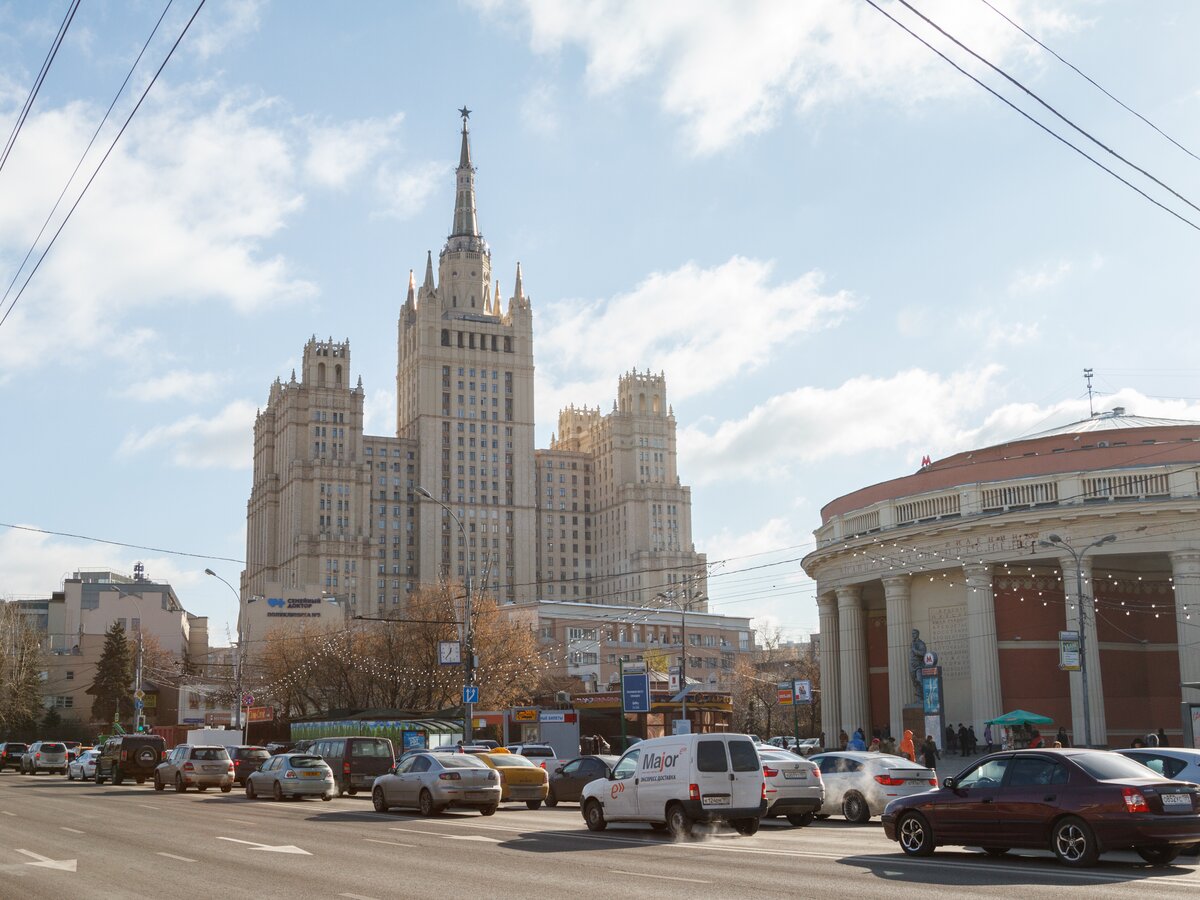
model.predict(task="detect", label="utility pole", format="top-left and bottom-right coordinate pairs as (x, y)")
top-left (205, 568), bottom-right (247, 739)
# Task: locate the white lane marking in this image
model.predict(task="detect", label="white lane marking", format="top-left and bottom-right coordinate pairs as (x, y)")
top-left (0, 811), bottom-right (15, 817)
top-left (215, 836), bottom-right (311, 855)
top-left (386, 827), bottom-right (501, 843)
top-left (223, 817), bottom-right (256, 824)
top-left (14, 849), bottom-right (77, 872)
top-left (60, 827), bottom-right (85, 834)
top-left (135, 804), bottom-right (158, 810)
top-left (364, 839), bottom-right (416, 848)
top-left (156, 852), bottom-right (196, 863)
top-left (340, 894), bottom-right (382, 900)
top-left (609, 869), bottom-right (711, 884)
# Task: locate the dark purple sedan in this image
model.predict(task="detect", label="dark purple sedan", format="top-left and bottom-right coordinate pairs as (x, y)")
top-left (881, 749), bottom-right (1200, 867)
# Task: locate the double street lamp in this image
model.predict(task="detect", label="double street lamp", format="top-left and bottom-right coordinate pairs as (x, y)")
top-left (415, 486), bottom-right (475, 744)
top-left (1037, 533), bottom-right (1117, 748)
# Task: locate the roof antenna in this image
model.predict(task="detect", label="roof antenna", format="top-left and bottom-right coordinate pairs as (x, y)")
top-left (1083, 367), bottom-right (1094, 417)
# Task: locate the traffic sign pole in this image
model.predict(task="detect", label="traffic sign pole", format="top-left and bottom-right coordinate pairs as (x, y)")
top-left (792, 680), bottom-right (800, 746)
top-left (619, 658), bottom-right (626, 751)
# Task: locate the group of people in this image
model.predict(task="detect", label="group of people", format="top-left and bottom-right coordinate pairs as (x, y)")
top-left (1130, 728), bottom-right (1170, 749)
top-left (945, 723), bottom-right (980, 756)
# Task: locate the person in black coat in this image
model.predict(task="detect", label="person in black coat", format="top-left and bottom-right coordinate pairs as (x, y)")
top-left (957, 723), bottom-right (969, 757)
top-left (945, 724), bottom-right (957, 754)
top-left (1054, 726), bottom-right (1070, 747)
top-left (921, 735), bottom-right (939, 769)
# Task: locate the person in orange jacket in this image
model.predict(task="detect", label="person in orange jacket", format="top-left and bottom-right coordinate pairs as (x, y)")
top-left (899, 729), bottom-right (916, 762)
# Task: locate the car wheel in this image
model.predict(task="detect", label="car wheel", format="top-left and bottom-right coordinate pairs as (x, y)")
top-left (545, 787), bottom-right (558, 808)
top-left (419, 789), bottom-right (440, 817)
top-left (372, 787), bottom-right (389, 813)
top-left (526, 800), bottom-right (542, 811)
top-left (481, 804), bottom-right (498, 817)
top-left (322, 793), bottom-right (332, 801)
top-left (897, 812), bottom-right (935, 857)
top-left (666, 802), bottom-right (693, 839)
top-left (583, 800), bottom-right (607, 832)
top-left (273, 782), bottom-right (284, 802)
top-left (1051, 816), bottom-right (1099, 868)
top-left (220, 784), bottom-right (232, 794)
top-left (732, 818), bottom-right (760, 836)
top-left (842, 792), bottom-right (870, 824)
top-left (95, 770), bottom-right (105, 785)
top-left (136, 777), bottom-right (145, 785)
top-left (112, 766), bottom-right (124, 786)
top-left (245, 780), bottom-right (256, 799)
top-left (154, 774), bottom-right (165, 792)
top-left (347, 787), bottom-right (358, 796)
top-left (198, 786), bottom-right (208, 792)
top-left (1135, 845), bottom-right (1182, 866)
top-left (175, 775), bottom-right (186, 793)
top-left (982, 847), bottom-right (1010, 857)
top-left (787, 813), bottom-right (815, 827)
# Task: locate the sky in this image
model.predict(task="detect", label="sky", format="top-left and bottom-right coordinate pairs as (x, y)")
top-left (1, 0), bottom-right (1199, 646)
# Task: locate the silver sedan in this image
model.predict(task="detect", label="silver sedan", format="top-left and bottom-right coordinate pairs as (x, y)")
top-left (245, 753), bottom-right (335, 801)
top-left (67, 749), bottom-right (100, 781)
top-left (810, 751), bottom-right (938, 823)
top-left (372, 752), bottom-right (501, 816)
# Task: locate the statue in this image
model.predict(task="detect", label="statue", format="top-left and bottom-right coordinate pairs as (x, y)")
top-left (910, 629), bottom-right (931, 695)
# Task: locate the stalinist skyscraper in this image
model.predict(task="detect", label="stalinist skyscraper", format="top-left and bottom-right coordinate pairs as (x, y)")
top-left (241, 110), bottom-right (705, 631)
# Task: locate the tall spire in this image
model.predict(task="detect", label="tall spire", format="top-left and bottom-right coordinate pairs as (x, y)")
top-left (406, 269), bottom-right (416, 304)
top-left (446, 106), bottom-right (485, 251)
top-left (423, 251), bottom-right (434, 290)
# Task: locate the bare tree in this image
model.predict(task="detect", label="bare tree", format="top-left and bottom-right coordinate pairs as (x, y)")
top-left (0, 604), bottom-right (44, 739)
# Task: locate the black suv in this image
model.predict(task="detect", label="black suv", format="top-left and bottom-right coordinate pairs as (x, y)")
top-left (95, 735), bottom-right (166, 785)
top-left (0, 743), bottom-right (28, 771)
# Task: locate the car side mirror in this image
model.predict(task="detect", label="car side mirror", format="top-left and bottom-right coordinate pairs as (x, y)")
top-left (389, 766), bottom-right (397, 775)
top-left (942, 776), bottom-right (956, 790)
top-left (554, 766), bottom-right (564, 775)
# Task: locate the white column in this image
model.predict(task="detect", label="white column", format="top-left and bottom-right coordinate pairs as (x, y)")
top-left (1170, 550), bottom-right (1200, 704)
top-left (1061, 556), bottom-right (1106, 746)
top-left (837, 586), bottom-right (870, 740)
top-left (883, 574), bottom-right (913, 740)
top-left (962, 563), bottom-right (1004, 735)
top-left (817, 592), bottom-right (841, 749)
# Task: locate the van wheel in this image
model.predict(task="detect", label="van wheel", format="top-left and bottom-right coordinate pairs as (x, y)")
top-left (418, 789), bottom-right (441, 817)
top-left (372, 787), bottom-right (389, 813)
top-left (732, 818), bottom-right (760, 836)
top-left (545, 787), bottom-right (558, 808)
top-left (787, 813), bottom-right (815, 827)
top-left (526, 800), bottom-right (542, 810)
top-left (842, 792), bottom-right (870, 824)
top-left (666, 803), bottom-right (693, 839)
top-left (583, 800), bottom-right (607, 832)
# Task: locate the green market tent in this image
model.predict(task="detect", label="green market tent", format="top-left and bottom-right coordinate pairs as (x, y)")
top-left (985, 710), bottom-right (1054, 726)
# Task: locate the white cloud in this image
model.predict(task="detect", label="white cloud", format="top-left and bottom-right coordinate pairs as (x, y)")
top-left (119, 369), bottom-right (227, 403)
top-left (118, 399), bottom-right (257, 469)
top-left (497, 0), bottom-right (1077, 153)
top-left (537, 256), bottom-right (855, 423)
top-left (304, 113), bottom-right (404, 188)
top-left (374, 160), bottom-right (448, 219)
top-left (1008, 259), bottom-right (1073, 294)
top-left (188, 0), bottom-right (266, 60)
top-left (363, 385), bottom-right (396, 436)
top-left (957, 307), bottom-right (1041, 348)
top-left (679, 365), bottom-right (1005, 483)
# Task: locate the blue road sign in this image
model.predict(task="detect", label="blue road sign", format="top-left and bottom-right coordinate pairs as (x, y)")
top-left (622, 672), bottom-right (651, 713)
top-left (134, 698), bottom-right (144, 710)
top-left (463, 685), bottom-right (480, 704)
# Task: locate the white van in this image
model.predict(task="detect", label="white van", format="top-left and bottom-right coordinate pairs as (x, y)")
top-left (579, 733), bottom-right (766, 837)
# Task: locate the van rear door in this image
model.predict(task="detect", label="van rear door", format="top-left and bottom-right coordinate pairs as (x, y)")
top-left (726, 738), bottom-right (763, 812)
top-left (348, 739), bottom-right (395, 789)
top-left (694, 738), bottom-right (732, 811)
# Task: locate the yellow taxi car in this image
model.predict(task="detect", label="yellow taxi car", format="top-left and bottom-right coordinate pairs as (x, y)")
top-left (478, 751), bottom-right (549, 809)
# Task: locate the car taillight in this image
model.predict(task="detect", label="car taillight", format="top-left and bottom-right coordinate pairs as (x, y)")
top-left (689, 783), bottom-right (701, 801)
top-left (227, 763), bottom-right (235, 773)
top-left (875, 775), bottom-right (906, 786)
top-left (183, 762), bottom-right (194, 772)
top-left (35, 753), bottom-right (41, 759)
top-left (761, 781), bottom-right (768, 800)
top-left (762, 765), bottom-right (779, 778)
top-left (1123, 788), bottom-right (1149, 813)
top-left (343, 761), bottom-right (351, 775)
top-left (285, 770), bottom-right (296, 778)
top-left (928, 778), bottom-right (938, 786)
top-left (812, 766), bottom-right (822, 780)
top-left (439, 772), bottom-right (462, 781)
top-left (540, 762), bottom-right (547, 769)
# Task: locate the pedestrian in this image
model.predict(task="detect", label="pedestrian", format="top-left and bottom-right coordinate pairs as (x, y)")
top-left (899, 729), bottom-right (916, 763)
top-left (839, 729), bottom-right (849, 750)
top-left (983, 722), bottom-right (994, 754)
top-left (847, 728), bottom-right (867, 751)
top-left (1054, 726), bottom-right (1069, 748)
top-left (1028, 728), bottom-right (1043, 749)
top-left (957, 723), bottom-right (969, 757)
top-left (1157, 727), bottom-right (1168, 747)
top-left (868, 737), bottom-right (881, 753)
top-left (945, 724), bottom-right (957, 755)
top-left (921, 734), bottom-right (938, 769)
top-left (967, 725), bottom-right (978, 755)
top-left (1146, 731), bottom-right (1160, 747)
top-left (819, 731), bottom-right (826, 750)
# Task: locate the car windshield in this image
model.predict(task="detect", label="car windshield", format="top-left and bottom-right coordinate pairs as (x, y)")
top-left (7, 744), bottom-right (27, 752)
top-left (440, 756), bottom-right (487, 769)
top-left (519, 747), bottom-right (554, 756)
top-left (289, 756), bottom-right (325, 768)
top-left (191, 748), bottom-right (230, 761)
top-left (241, 749), bottom-right (270, 760)
top-left (350, 740), bottom-right (392, 757)
top-left (490, 753), bottom-right (535, 767)
top-left (41, 744), bottom-right (65, 753)
top-left (1073, 751), bottom-right (1171, 781)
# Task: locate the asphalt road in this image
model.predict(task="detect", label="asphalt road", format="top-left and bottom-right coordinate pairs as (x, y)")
top-left (1, 769), bottom-right (1198, 899)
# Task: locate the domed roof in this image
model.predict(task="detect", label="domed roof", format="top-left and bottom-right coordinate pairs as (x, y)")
top-left (1017, 407), bottom-right (1200, 441)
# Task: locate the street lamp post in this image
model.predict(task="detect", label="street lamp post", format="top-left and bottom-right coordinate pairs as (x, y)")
top-left (205, 568), bottom-right (247, 741)
top-left (1038, 533), bottom-right (1117, 748)
top-left (657, 587), bottom-right (705, 733)
top-left (416, 486), bottom-right (475, 744)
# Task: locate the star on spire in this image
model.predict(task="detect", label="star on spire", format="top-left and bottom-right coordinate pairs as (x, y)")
top-left (458, 106), bottom-right (471, 120)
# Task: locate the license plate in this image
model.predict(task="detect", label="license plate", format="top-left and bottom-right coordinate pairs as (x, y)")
top-left (301, 771), bottom-right (323, 777)
top-left (782, 771), bottom-right (806, 779)
top-left (1161, 794), bottom-right (1192, 809)
top-left (701, 795), bottom-right (730, 807)
top-left (466, 790), bottom-right (490, 799)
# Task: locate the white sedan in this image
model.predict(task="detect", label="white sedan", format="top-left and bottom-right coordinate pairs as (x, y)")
top-left (809, 751), bottom-right (938, 823)
top-left (67, 749), bottom-right (100, 781)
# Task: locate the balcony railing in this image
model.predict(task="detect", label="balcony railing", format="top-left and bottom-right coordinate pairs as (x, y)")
top-left (815, 463), bottom-right (1197, 547)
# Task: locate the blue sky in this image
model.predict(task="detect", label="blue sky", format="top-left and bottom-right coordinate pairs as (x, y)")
top-left (2, 1), bottom-right (1199, 644)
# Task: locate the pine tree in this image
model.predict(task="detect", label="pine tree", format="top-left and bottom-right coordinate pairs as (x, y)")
top-left (42, 705), bottom-right (62, 732)
top-left (87, 622), bottom-right (134, 726)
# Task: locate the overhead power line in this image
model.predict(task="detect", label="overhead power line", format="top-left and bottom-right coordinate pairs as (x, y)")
top-left (0, 0), bottom-right (208, 331)
top-left (859, 0), bottom-right (1200, 234)
top-left (0, 0), bottom-right (81, 179)
top-left (0, 0), bottom-right (176, 318)
top-left (978, 0), bottom-right (1200, 163)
